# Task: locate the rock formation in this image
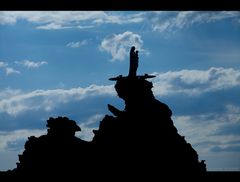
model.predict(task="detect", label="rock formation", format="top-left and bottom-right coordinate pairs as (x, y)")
top-left (92, 75), bottom-right (206, 179)
top-left (2, 46), bottom-right (206, 179)
top-left (13, 117), bottom-right (91, 179)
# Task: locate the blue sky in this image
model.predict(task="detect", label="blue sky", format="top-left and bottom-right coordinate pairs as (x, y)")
top-left (0, 11), bottom-right (240, 171)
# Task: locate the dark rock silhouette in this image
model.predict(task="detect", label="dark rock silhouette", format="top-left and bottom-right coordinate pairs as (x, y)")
top-left (93, 70), bottom-right (206, 178)
top-left (11, 117), bottom-right (91, 179)
top-left (1, 46), bottom-right (207, 179)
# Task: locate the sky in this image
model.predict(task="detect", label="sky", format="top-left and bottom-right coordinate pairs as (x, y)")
top-left (0, 11), bottom-right (240, 171)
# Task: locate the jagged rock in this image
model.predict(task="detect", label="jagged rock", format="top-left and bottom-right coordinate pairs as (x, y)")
top-left (92, 76), bottom-right (206, 177)
top-left (14, 116), bottom-right (90, 179)
top-left (4, 46), bottom-right (206, 179)
top-left (92, 47), bottom-right (206, 177)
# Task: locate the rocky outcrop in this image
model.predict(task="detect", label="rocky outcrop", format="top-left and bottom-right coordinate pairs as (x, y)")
top-left (3, 46), bottom-right (206, 179)
top-left (92, 76), bottom-right (206, 178)
top-left (14, 117), bottom-right (91, 179)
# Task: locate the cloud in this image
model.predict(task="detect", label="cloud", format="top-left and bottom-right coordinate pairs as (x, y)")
top-left (99, 31), bottom-right (147, 61)
top-left (211, 145), bottom-right (240, 152)
top-left (0, 85), bottom-right (115, 116)
top-left (173, 104), bottom-right (240, 155)
top-left (151, 11), bottom-right (240, 33)
top-left (0, 11), bottom-right (145, 30)
top-left (152, 67), bottom-right (240, 96)
top-left (15, 60), bottom-right (48, 68)
top-left (66, 40), bottom-right (88, 48)
top-left (0, 129), bottom-right (46, 151)
top-left (0, 61), bottom-right (8, 68)
top-left (36, 22), bottom-right (71, 30)
top-left (5, 67), bottom-right (20, 75)
top-left (77, 114), bottom-right (104, 141)
top-left (1, 67), bottom-right (239, 115)
top-left (0, 11), bottom-right (104, 26)
top-left (1, 11), bottom-right (239, 33)
top-left (0, 88), bottom-right (21, 99)
top-left (93, 12), bottom-right (145, 24)
top-left (0, 61), bottom-right (21, 76)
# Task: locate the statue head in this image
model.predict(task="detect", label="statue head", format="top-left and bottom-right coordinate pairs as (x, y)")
top-left (130, 46), bottom-right (135, 52)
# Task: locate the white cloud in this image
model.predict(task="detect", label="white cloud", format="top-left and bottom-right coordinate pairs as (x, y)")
top-left (15, 60), bottom-right (48, 68)
top-left (100, 31), bottom-right (147, 61)
top-left (0, 11), bottom-right (239, 32)
top-left (0, 85), bottom-right (115, 116)
top-left (1, 67), bottom-right (239, 115)
top-left (152, 67), bottom-right (240, 96)
top-left (0, 61), bottom-right (8, 68)
top-left (173, 104), bottom-right (240, 156)
top-left (66, 40), bottom-right (88, 48)
top-left (0, 11), bottom-right (18, 24)
top-left (2, 11), bottom-right (239, 35)
top-left (0, 11), bottom-right (145, 30)
top-left (36, 22), bottom-right (71, 30)
top-left (0, 129), bottom-right (46, 151)
top-left (93, 12), bottom-right (146, 25)
top-left (77, 114), bottom-right (104, 141)
top-left (0, 88), bottom-right (21, 99)
top-left (0, 61), bottom-right (20, 76)
top-left (76, 25), bottom-right (95, 29)
top-left (151, 11), bottom-right (240, 32)
top-left (0, 11), bottom-right (103, 25)
top-left (5, 67), bottom-right (20, 75)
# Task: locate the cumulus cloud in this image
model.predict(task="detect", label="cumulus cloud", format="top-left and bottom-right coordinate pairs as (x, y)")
top-left (1, 67), bottom-right (239, 115)
top-left (151, 11), bottom-right (240, 32)
top-left (5, 67), bottom-right (20, 75)
top-left (0, 61), bottom-right (20, 76)
top-left (0, 129), bottom-right (46, 151)
top-left (173, 104), bottom-right (240, 155)
top-left (0, 11), bottom-right (145, 30)
top-left (152, 67), bottom-right (240, 96)
top-left (0, 61), bottom-right (8, 68)
top-left (77, 114), bottom-right (104, 141)
top-left (173, 104), bottom-right (240, 171)
top-left (15, 60), bottom-right (48, 68)
top-left (100, 31), bottom-right (147, 61)
top-left (0, 85), bottom-right (115, 116)
top-left (66, 40), bottom-right (88, 48)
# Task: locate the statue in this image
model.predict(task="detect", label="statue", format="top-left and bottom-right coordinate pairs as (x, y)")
top-left (128, 46), bottom-right (139, 77)
top-left (109, 46), bottom-right (155, 81)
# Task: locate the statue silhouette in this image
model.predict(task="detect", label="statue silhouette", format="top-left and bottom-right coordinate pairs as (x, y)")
top-left (128, 46), bottom-right (139, 77)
